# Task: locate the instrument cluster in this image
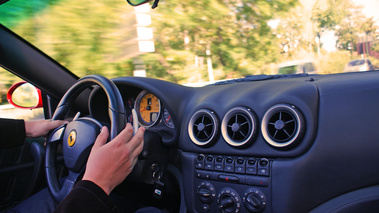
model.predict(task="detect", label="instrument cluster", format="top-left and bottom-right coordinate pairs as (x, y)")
top-left (129, 90), bottom-right (174, 129)
top-left (89, 87), bottom-right (175, 132)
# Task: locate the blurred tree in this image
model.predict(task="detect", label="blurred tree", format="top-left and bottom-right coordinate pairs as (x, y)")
top-left (360, 17), bottom-right (377, 35)
top-left (311, 0), bottom-right (347, 54)
top-left (2, 0), bottom-right (135, 79)
top-left (335, 3), bottom-right (376, 55)
top-left (147, 0), bottom-right (298, 83)
top-left (274, 6), bottom-right (306, 57)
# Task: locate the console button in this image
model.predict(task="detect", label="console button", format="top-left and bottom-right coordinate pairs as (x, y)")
top-left (196, 172), bottom-right (202, 178)
top-left (206, 155), bottom-right (214, 162)
top-left (246, 176), bottom-right (269, 187)
top-left (196, 171), bottom-right (212, 179)
top-left (215, 164), bottom-right (223, 171)
top-left (216, 156), bottom-right (223, 163)
top-left (226, 157), bottom-right (234, 164)
top-left (218, 174), bottom-right (239, 183)
top-left (258, 158), bottom-right (270, 176)
top-left (224, 157), bottom-right (234, 173)
top-left (236, 157), bottom-right (245, 165)
top-left (195, 154), bottom-right (205, 169)
top-left (235, 157), bottom-right (245, 174)
top-left (224, 165), bottom-right (234, 173)
top-left (198, 155), bottom-right (205, 161)
top-left (201, 204), bottom-right (210, 212)
top-left (246, 166), bottom-right (257, 175)
top-left (258, 168), bottom-right (269, 176)
top-left (196, 162), bottom-right (205, 169)
top-left (205, 173), bottom-right (211, 179)
top-left (205, 155), bottom-right (214, 170)
top-left (235, 166), bottom-right (245, 174)
top-left (214, 156), bottom-right (224, 171)
top-left (205, 163), bottom-right (214, 170)
top-left (259, 158), bottom-right (269, 167)
top-left (247, 158), bottom-right (256, 165)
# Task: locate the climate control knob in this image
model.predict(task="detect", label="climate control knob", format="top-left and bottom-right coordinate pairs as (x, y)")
top-left (243, 188), bottom-right (266, 212)
top-left (217, 188), bottom-right (241, 213)
top-left (197, 181), bottom-right (216, 203)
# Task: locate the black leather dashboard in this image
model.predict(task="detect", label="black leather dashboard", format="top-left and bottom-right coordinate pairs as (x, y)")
top-left (88, 71), bottom-right (379, 213)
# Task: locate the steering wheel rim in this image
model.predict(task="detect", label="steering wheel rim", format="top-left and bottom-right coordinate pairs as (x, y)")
top-left (45, 75), bottom-right (125, 202)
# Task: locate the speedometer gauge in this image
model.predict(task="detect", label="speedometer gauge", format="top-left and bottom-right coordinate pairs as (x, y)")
top-left (135, 90), bottom-right (161, 127)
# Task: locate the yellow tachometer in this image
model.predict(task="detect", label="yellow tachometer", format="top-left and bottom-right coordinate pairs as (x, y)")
top-left (135, 90), bottom-right (161, 127)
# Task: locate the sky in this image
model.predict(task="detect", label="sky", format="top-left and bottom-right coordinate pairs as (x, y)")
top-left (351, 0), bottom-right (379, 22)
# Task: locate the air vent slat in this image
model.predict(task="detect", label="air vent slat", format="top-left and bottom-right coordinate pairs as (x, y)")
top-left (262, 104), bottom-right (305, 148)
top-left (286, 120), bottom-right (295, 124)
top-left (283, 129), bottom-right (291, 137)
top-left (273, 130), bottom-right (278, 138)
top-left (241, 121), bottom-right (248, 126)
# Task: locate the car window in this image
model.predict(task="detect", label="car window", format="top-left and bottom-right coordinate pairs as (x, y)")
top-left (278, 65), bottom-right (298, 74)
top-left (0, 67), bottom-right (44, 120)
top-left (304, 63), bottom-right (316, 72)
top-left (349, 60), bottom-right (365, 66)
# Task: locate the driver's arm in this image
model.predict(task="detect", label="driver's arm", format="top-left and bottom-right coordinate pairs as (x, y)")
top-left (0, 118), bottom-right (66, 149)
top-left (54, 124), bottom-right (145, 213)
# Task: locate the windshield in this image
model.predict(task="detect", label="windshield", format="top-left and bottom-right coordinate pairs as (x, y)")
top-left (0, 0), bottom-right (378, 86)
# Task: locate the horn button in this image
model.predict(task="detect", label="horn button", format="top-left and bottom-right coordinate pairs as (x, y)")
top-left (62, 118), bottom-right (102, 173)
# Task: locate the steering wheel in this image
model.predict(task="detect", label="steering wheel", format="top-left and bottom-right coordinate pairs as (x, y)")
top-left (45, 75), bottom-right (125, 202)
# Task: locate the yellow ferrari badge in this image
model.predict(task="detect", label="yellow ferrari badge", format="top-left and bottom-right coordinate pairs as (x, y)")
top-left (68, 130), bottom-right (77, 147)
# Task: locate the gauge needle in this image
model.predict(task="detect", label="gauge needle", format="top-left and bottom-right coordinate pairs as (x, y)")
top-left (140, 108), bottom-right (147, 112)
top-left (166, 115), bottom-right (171, 123)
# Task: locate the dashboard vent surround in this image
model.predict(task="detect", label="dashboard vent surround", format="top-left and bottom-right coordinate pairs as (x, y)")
top-left (262, 104), bottom-right (305, 148)
top-left (221, 107), bottom-right (257, 147)
top-left (188, 109), bottom-right (219, 146)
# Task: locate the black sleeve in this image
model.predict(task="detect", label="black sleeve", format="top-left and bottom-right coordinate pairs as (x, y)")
top-left (0, 118), bottom-right (26, 149)
top-left (54, 180), bottom-right (119, 213)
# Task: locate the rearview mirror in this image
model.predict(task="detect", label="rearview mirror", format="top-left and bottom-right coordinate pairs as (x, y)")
top-left (127, 0), bottom-right (150, 6)
top-left (126, 0), bottom-right (159, 9)
top-left (7, 82), bottom-right (43, 109)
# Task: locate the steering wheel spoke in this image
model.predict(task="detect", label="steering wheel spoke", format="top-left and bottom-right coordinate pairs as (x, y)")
top-left (58, 171), bottom-right (82, 201)
top-left (47, 124), bottom-right (66, 144)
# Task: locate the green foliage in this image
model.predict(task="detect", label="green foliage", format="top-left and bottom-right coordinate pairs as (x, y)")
top-left (149, 0), bottom-right (298, 82)
top-left (2, 0), bottom-right (135, 79)
top-left (372, 42), bottom-right (379, 52)
top-left (310, 0), bottom-right (349, 53)
top-left (1, 0), bottom-right (299, 84)
top-left (316, 51), bottom-right (351, 74)
top-left (0, 0), bottom-right (61, 28)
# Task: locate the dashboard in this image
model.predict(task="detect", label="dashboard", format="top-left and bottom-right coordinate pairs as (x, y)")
top-left (88, 72), bottom-right (379, 213)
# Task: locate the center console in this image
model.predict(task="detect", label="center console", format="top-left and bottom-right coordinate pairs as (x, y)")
top-left (183, 153), bottom-right (272, 213)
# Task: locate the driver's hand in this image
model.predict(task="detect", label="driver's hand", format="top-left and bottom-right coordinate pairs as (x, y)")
top-left (82, 123), bottom-right (145, 195)
top-left (25, 120), bottom-right (68, 138)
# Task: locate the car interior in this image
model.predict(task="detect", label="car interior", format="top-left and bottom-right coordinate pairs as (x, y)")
top-left (2, 0), bottom-right (379, 213)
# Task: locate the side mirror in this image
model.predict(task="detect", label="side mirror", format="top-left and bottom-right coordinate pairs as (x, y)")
top-left (7, 82), bottom-right (43, 109)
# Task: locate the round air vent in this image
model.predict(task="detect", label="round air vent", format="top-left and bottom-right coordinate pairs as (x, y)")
top-left (221, 107), bottom-right (257, 147)
top-left (188, 109), bottom-right (219, 146)
top-left (262, 104), bottom-right (305, 148)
